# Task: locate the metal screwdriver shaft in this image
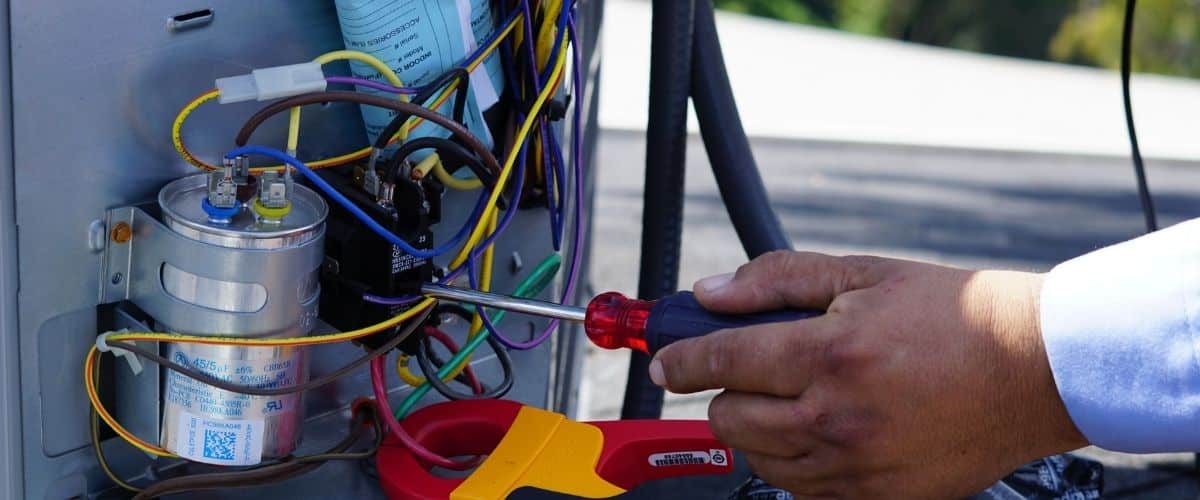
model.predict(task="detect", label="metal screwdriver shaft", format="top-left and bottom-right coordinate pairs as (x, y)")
top-left (420, 283), bottom-right (587, 322)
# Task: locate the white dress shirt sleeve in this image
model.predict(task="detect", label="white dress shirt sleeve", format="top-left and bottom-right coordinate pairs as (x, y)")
top-left (1041, 218), bottom-right (1200, 452)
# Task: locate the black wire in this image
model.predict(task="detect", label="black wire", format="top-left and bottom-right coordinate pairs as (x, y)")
top-left (416, 331), bottom-right (514, 400)
top-left (438, 303), bottom-right (476, 322)
top-left (383, 135), bottom-right (496, 188)
top-left (372, 67), bottom-right (471, 151)
top-left (1122, 0), bottom-right (1157, 233)
top-left (420, 335), bottom-right (485, 390)
top-left (103, 307), bottom-right (431, 397)
top-left (418, 304), bottom-right (514, 400)
top-left (131, 403), bottom-right (384, 499)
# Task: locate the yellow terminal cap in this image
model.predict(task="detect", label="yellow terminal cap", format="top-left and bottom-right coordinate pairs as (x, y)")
top-left (252, 198), bottom-right (292, 220)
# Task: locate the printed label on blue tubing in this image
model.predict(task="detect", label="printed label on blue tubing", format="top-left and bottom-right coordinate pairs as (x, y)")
top-left (334, 0), bottom-right (503, 159)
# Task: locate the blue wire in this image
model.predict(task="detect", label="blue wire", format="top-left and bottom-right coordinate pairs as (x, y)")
top-left (470, 8), bottom-right (522, 74)
top-left (545, 123), bottom-right (568, 249)
top-left (442, 140), bottom-right (529, 284)
top-left (540, 126), bottom-right (563, 250)
top-left (226, 146), bottom-right (483, 260)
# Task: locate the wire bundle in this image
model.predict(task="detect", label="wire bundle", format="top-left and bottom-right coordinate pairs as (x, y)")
top-left (90, 0), bottom-right (586, 495)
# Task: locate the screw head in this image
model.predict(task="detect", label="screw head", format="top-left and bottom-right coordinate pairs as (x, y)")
top-left (110, 272), bottom-right (124, 285)
top-left (110, 222), bottom-right (132, 243)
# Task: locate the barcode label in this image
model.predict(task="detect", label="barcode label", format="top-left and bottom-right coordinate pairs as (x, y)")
top-left (646, 449), bottom-right (731, 468)
top-left (175, 410), bottom-right (264, 466)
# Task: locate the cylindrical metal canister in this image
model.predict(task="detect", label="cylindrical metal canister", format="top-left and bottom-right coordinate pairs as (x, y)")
top-left (154, 174), bottom-right (327, 465)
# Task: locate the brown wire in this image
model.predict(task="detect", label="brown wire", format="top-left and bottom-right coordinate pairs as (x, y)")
top-left (104, 306), bottom-right (431, 397)
top-left (132, 404), bottom-right (383, 499)
top-left (235, 91), bottom-right (502, 176)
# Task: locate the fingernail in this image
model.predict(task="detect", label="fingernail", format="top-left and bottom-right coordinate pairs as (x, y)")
top-left (649, 358), bottom-right (666, 386)
top-left (696, 272), bottom-right (735, 294)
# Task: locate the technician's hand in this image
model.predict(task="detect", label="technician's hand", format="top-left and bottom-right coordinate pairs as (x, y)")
top-left (649, 251), bottom-right (1087, 499)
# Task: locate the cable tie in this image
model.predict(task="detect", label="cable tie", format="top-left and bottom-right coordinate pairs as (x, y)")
top-left (96, 330), bottom-right (143, 376)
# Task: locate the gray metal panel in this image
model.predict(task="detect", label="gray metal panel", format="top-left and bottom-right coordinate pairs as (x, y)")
top-left (6, 0), bottom-right (600, 498)
top-left (10, 5), bottom-right (374, 495)
top-left (0, 0), bottom-right (23, 497)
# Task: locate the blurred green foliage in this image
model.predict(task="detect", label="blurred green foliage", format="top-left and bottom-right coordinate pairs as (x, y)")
top-left (1052, 0), bottom-right (1200, 77)
top-left (714, 0), bottom-right (1200, 77)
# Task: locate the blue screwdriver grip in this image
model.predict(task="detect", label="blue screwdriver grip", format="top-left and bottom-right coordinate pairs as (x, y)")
top-left (643, 292), bottom-right (824, 355)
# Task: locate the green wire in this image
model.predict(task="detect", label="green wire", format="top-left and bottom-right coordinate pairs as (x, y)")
top-left (394, 253), bottom-right (563, 419)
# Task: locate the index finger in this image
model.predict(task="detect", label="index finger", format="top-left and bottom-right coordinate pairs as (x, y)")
top-left (649, 315), bottom-right (834, 396)
top-left (694, 252), bottom-right (895, 314)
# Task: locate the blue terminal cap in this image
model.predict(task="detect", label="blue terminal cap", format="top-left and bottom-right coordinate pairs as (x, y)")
top-left (200, 197), bottom-right (241, 224)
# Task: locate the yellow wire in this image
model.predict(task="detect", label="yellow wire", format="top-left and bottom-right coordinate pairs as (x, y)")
top-left (171, 89), bottom-right (222, 170)
top-left (393, 22), bottom-right (563, 390)
top-left (84, 346), bottom-right (175, 457)
top-left (535, 1), bottom-right (562, 74)
top-left (464, 209), bottom-right (497, 347)
top-left (92, 410), bottom-right (143, 492)
top-left (109, 12), bottom-right (554, 455)
top-left (410, 153), bottom-right (481, 191)
top-left (412, 153), bottom-right (439, 179)
top-left (86, 299), bottom-right (434, 453)
top-left (395, 354), bottom-right (431, 387)
top-left (288, 50), bottom-right (411, 155)
top-left (428, 156), bottom-right (484, 191)
top-left (104, 298), bottom-right (434, 348)
top-left (171, 15), bottom-right (521, 174)
top-left (396, 208), bottom-right (498, 387)
top-left (286, 107), bottom-right (302, 156)
top-left (450, 35), bottom-right (568, 271)
top-left (171, 89), bottom-right (378, 174)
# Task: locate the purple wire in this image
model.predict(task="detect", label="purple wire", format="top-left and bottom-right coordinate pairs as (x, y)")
top-left (516, 0), bottom-right (566, 250)
top-left (363, 152), bottom-right (521, 304)
top-left (443, 140), bottom-right (530, 284)
top-left (518, 0), bottom-right (544, 96)
top-left (359, 8), bottom-right (587, 349)
top-left (325, 76), bottom-right (419, 95)
top-left (465, 12), bottom-right (585, 351)
top-left (363, 293), bottom-right (423, 306)
top-left (357, 7), bottom-right (563, 305)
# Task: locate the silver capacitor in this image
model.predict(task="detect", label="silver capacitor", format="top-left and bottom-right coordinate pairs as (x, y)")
top-left (154, 174), bottom-right (326, 465)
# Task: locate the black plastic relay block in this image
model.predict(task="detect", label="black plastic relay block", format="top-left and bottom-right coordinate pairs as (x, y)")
top-left (313, 164), bottom-right (441, 352)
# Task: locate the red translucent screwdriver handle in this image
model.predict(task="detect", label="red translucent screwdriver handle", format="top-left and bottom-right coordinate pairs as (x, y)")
top-left (584, 292), bottom-right (654, 352)
top-left (585, 291), bottom-right (824, 355)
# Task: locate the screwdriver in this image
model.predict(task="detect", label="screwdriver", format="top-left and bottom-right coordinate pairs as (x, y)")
top-left (420, 284), bottom-right (822, 355)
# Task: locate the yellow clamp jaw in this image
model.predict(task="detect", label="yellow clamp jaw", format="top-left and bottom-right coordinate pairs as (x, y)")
top-left (452, 406), bottom-right (625, 499)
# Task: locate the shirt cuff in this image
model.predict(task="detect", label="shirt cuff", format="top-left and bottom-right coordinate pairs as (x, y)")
top-left (1041, 218), bottom-right (1200, 453)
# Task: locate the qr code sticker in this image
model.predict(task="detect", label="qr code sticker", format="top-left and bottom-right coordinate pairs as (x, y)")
top-left (176, 411), bottom-right (264, 466)
top-left (203, 429), bottom-right (237, 461)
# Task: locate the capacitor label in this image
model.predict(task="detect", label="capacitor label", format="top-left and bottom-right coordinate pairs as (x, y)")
top-left (164, 351), bottom-right (303, 418)
top-left (175, 409), bottom-right (265, 466)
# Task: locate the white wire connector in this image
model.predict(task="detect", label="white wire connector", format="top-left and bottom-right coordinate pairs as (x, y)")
top-left (215, 62), bottom-right (327, 104)
top-left (96, 329), bottom-right (143, 376)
